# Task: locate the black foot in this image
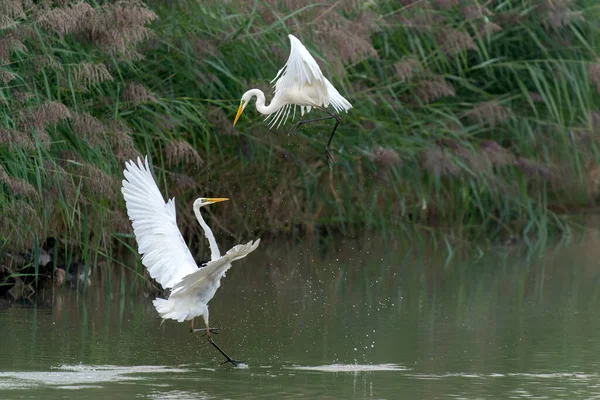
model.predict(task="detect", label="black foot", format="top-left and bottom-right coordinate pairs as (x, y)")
top-left (325, 147), bottom-right (335, 167)
top-left (190, 327), bottom-right (220, 336)
top-left (209, 337), bottom-right (243, 367)
top-left (221, 358), bottom-right (243, 366)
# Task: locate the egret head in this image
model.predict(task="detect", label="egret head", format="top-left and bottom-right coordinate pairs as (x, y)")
top-left (233, 91), bottom-right (255, 126)
top-left (193, 198), bottom-right (229, 209)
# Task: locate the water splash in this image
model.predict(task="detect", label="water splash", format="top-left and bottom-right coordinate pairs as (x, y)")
top-left (288, 363), bottom-right (407, 373)
top-left (0, 364), bottom-right (188, 390)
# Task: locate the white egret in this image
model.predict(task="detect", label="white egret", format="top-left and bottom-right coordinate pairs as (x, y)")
top-left (121, 156), bottom-right (260, 366)
top-left (233, 34), bottom-right (353, 165)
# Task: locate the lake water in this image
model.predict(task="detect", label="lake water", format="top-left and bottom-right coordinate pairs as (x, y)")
top-left (2, 231), bottom-right (600, 399)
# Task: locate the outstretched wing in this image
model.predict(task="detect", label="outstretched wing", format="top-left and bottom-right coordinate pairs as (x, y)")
top-left (121, 156), bottom-right (198, 289)
top-left (267, 35), bottom-right (351, 128)
top-left (272, 34), bottom-right (327, 103)
top-left (171, 239), bottom-right (261, 296)
top-left (325, 78), bottom-right (353, 113)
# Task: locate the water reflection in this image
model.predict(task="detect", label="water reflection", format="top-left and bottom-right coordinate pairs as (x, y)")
top-left (1, 229), bottom-right (600, 398)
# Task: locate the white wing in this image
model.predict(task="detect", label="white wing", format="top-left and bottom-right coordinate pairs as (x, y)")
top-left (267, 35), bottom-right (352, 128)
top-left (325, 78), bottom-right (353, 113)
top-left (171, 239), bottom-right (260, 296)
top-left (121, 156), bottom-right (198, 289)
top-left (272, 34), bottom-right (327, 105)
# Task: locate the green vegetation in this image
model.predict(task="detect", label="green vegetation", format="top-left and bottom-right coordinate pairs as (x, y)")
top-left (1, 0), bottom-right (600, 282)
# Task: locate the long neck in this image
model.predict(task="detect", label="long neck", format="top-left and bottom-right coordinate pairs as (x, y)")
top-left (245, 89), bottom-right (281, 115)
top-left (194, 205), bottom-right (221, 261)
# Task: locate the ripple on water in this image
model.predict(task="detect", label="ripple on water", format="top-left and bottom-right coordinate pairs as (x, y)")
top-left (287, 363), bottom-right (408, 373)
top-left (0, 364), bottom-right (189, 390)
top-left (143, 389), bottom-right (212, 399)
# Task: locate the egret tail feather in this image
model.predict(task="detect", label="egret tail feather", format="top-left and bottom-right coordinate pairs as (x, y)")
top-left (153, 297), bottom-right (204, 323)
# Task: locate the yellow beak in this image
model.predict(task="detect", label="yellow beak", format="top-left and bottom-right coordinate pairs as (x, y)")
top-left (233, 101), bottom-right (245, 126)
top-left (206, 198), bottom-right (229, 204)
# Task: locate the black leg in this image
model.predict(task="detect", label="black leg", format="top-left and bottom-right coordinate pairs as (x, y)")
top-left (287, 106), bottom-right (342, 167)
top-left (288, 115), bottom-right (335, 135)
top-left (324, 116), bottom-right (340, 168)
top-left (314, 107), bottom-right (342, 159)
top-left (209, 337), bottom-right (242, 366)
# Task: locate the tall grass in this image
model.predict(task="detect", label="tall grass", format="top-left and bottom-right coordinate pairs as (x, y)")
top-left (1, 0), bottom-right (600, 280)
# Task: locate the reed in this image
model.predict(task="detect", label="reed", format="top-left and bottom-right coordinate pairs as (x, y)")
top-left (0, 0), bottom-right (599, 286)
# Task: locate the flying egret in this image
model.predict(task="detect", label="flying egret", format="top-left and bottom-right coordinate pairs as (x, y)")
top-left (233, 34), bottom-right (353, 165)
top-left (121, 156), bottom-right (261, 366)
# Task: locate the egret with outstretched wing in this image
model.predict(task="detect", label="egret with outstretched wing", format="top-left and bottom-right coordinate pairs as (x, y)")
top-left (233, 34), bottom-right (352, 165)
top-left (121, 156), bottom-right (260, 366)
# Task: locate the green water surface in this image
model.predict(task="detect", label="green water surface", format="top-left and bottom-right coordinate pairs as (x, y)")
top-left (2, 235), bottom-right (600, 399)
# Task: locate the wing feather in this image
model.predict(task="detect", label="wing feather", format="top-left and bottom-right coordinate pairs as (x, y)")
top-left (172, 239), bottom-right (261, 296)
top-left (272, 34), bottom-right (327, 102)
top-left (121, 156), bottom-right (198, 289)
top-left (271, 35), bottom-right (352, 119)
top-left (325, 78), bottom-right (353, 113)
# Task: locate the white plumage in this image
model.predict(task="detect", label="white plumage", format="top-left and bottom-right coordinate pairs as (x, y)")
top-left (233, 35), bottom-right (352, 164)
top-left (154, 240), bottom-right (260, 322)
top-left (268, 35), bottom-right (352, 126)
top-left (121, 156), bottom-right (260, 331)
top-left (121, 157), bottom-right (197, 290)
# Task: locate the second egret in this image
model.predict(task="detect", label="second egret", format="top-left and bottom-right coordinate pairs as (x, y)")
top-left (233, 34), bottom-right (353, 165)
